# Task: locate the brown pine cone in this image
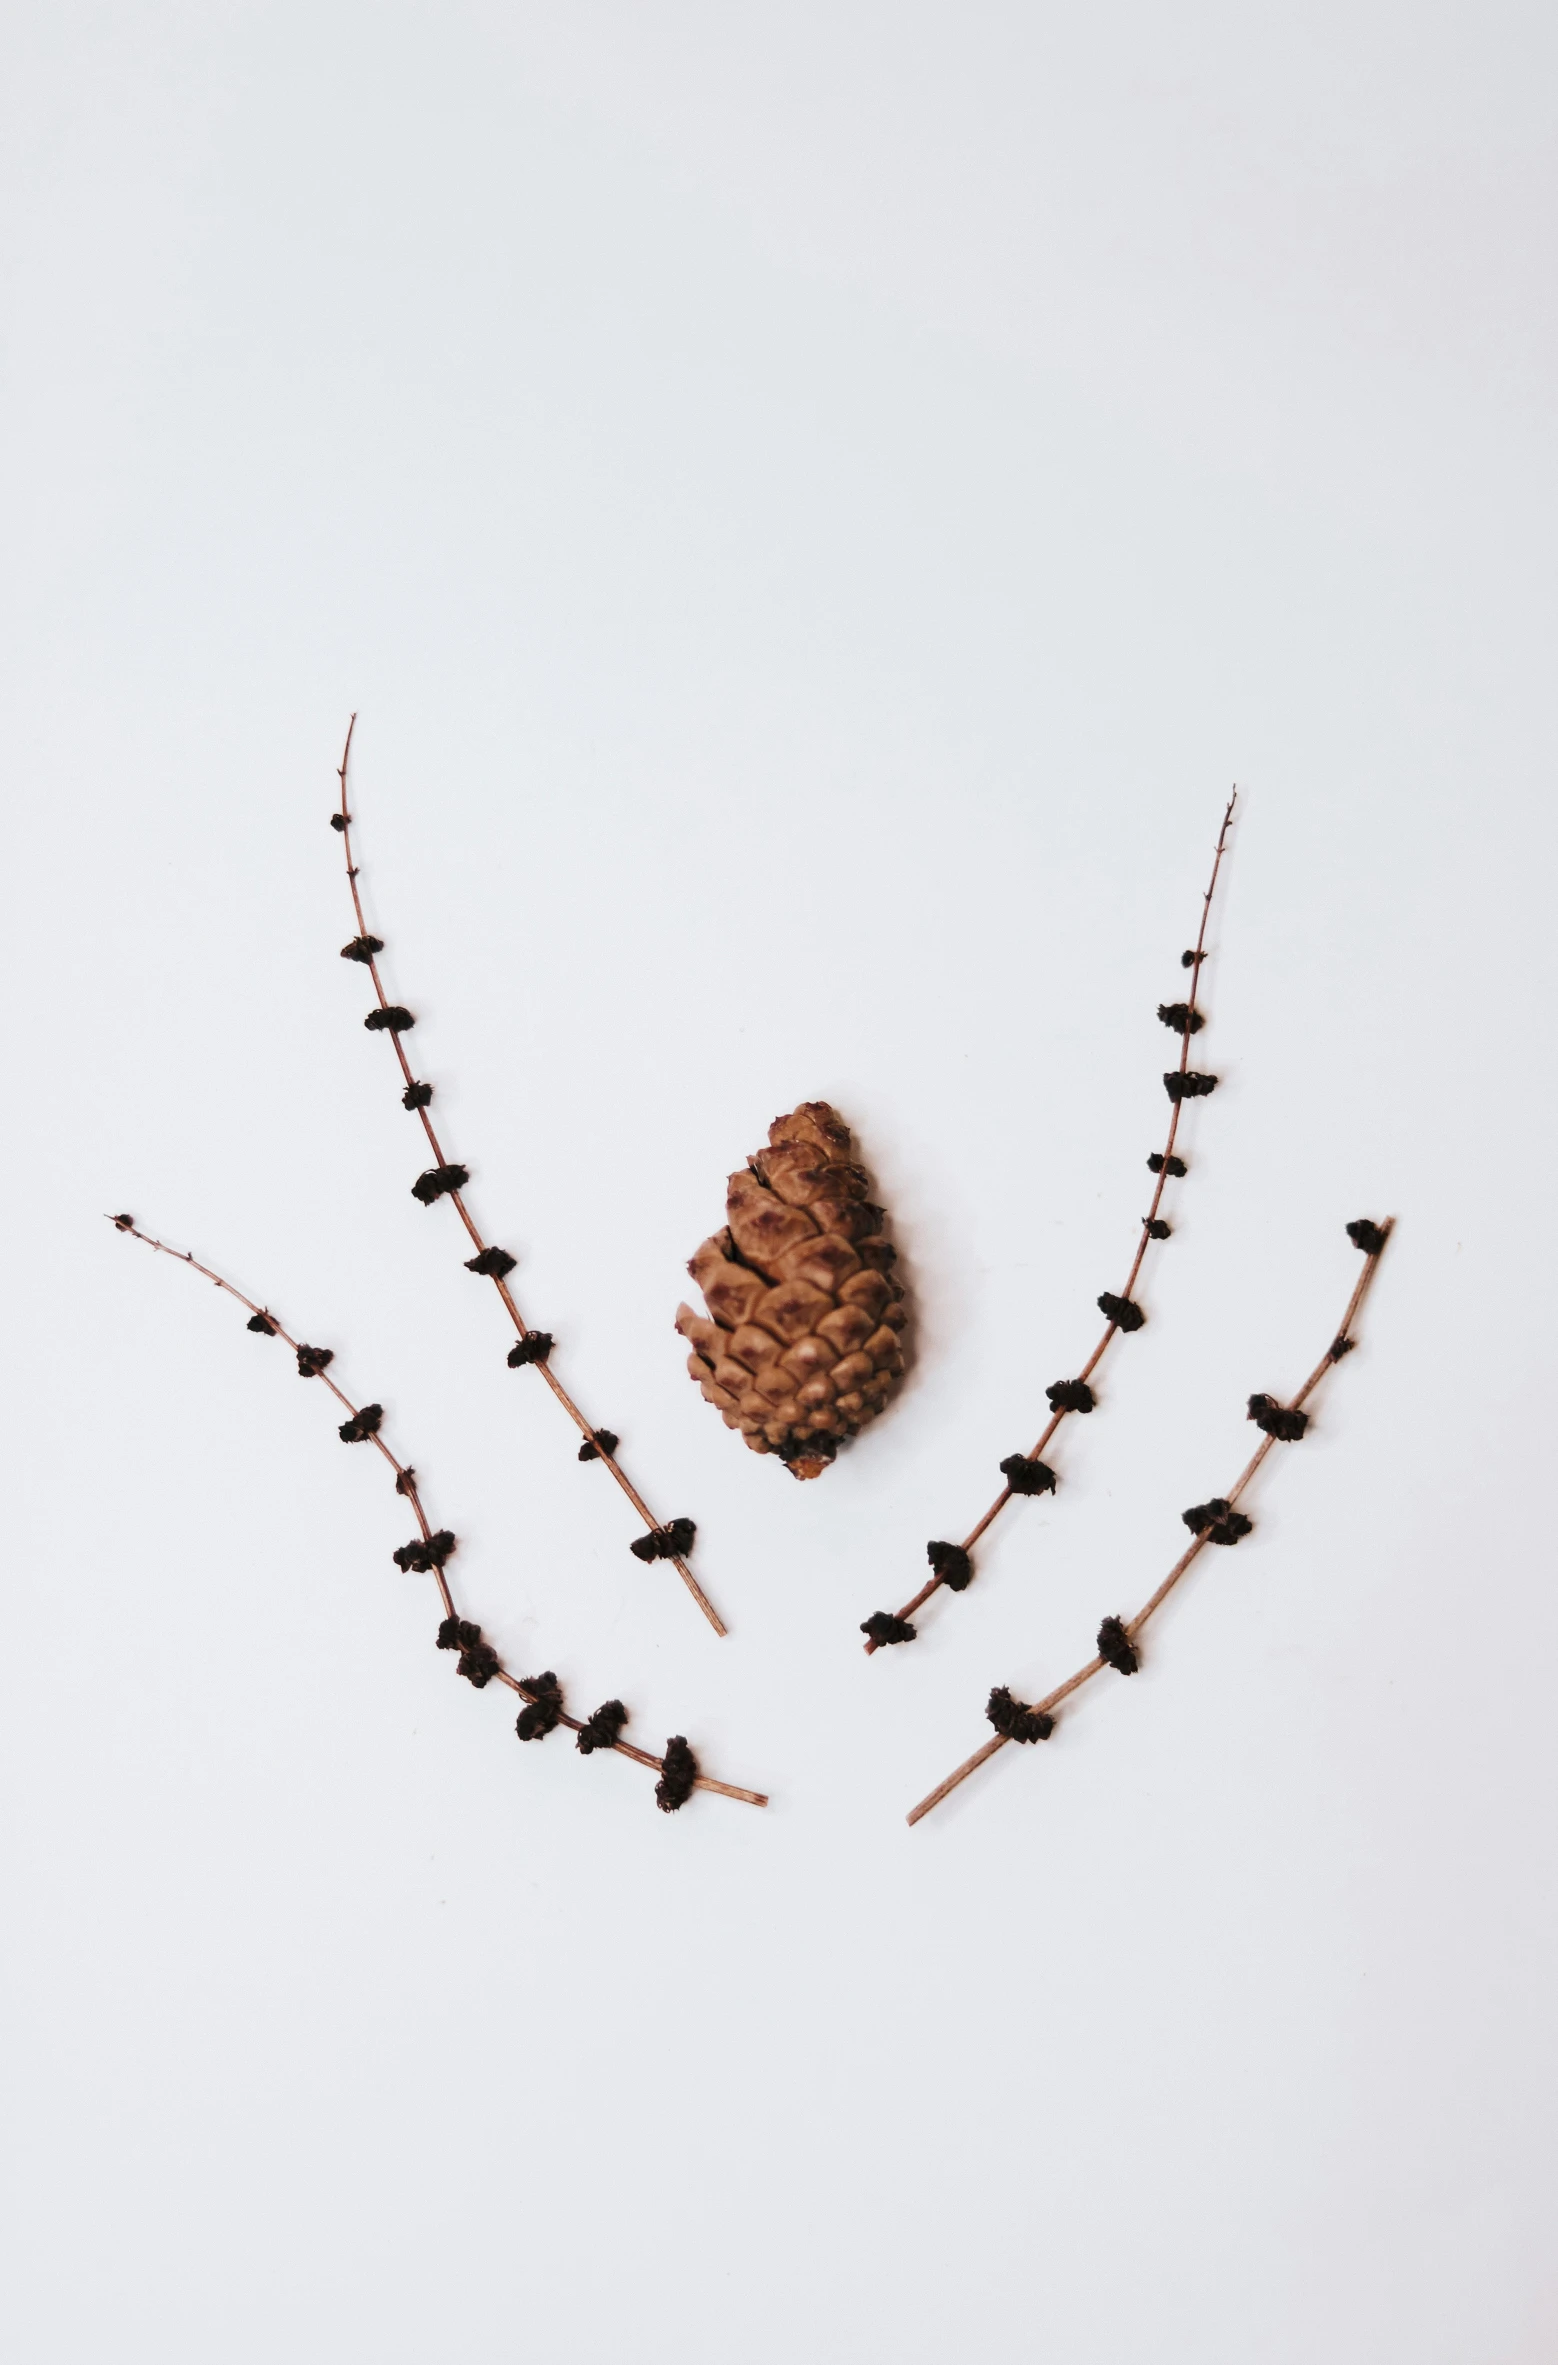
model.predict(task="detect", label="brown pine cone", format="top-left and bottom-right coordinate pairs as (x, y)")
top-left (675, 1101), bottom-right (909, 1479)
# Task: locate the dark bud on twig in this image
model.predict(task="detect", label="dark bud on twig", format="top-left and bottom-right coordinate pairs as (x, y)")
top-left (1147, 1153), bottom-right (1188, 1176)
top-left (1164, 1071), bottom-right (1218, 1102)
top-left (630, 1517), bottom-right (697, 1562)
top-left (434, 1617), bottom-right (496, 1684)
top-left (365, 1005), bottom-right (415, 1033)
top-left (402, 1081), bottom-right (434, 1109)
top-left (295, 1343), bottom-right (334, 1377)
top-left (578, 1430), bottom-right (619, 1462)
top-left (1347, 1219), bottom-right (1389, 1256)
top-left (246, 1311), bottom-right (277, 1335)
top-left (507, 1332), bottom-right (554, 1367)
top-left (113, 1212), bottom-right (135, 1230)
top-left (1000, 1452), bottom-right (1058, 1496)
top-left (338, 1403), bottom-right (384, 1443)
top-left (331, 812), bottom-right (350, 832)
top-left (656, 1736), bottom-right (699, 1813)
top-left (1330, 1334), bottom-right (1356, 1361)
top-left (1247, 1393), bottom-right (1309, 1442)
top-left (411, 1163), bottom-right (470, 1204)
top-left (1097, 1292), bottom-right (1146, 1332)
top-left (1145, 1218), bottom-right (1172, 1240)
top-left (577, 1700), bottom-right (628, 1755)
top-left (465, 1246), bottom-right (517, 1279)
top-left (394, 1466), bottom-right (418, 1495)
top-left (986, 1685), bottom-right (1054, 1743)
top-left (456, 1636), bottom-right (500, 1688)
top-left (1181, 1498), bottom-right (1254, 1545)
top-left (927, 1540), bottom-right (973, 1591)
top-left (515, 1672), bottom-right (564, 1742)
top-left (1157, 1002), bottom-right (1205, 1035)
top-left (393, 1528), bottom-right (457, 1572)
top-left (1046, 1378), bottom-right (1095, 1416)
top-left (340, 936), bottom-right (384, 963)
top-left (1096, 1615), bottom-right (1140, 1675)
top-left (1180, 949), bottom-right (1200, 968)
top-left (861, 1610), bottom-right (916, 1647)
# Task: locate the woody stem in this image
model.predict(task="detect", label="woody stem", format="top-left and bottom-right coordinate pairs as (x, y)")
top-left (869, 790), bottom-right (1239, 1650)
top-left (905, 1221), bottom-right (1391, 1824)
top-left (111, 1218), bottom-right (763, 1806)
top-left (333, 719), bottom-right (725, 1639)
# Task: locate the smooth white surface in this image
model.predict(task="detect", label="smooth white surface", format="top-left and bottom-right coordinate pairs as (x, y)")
top-left (4, 6), bottom-right (1556, 2360)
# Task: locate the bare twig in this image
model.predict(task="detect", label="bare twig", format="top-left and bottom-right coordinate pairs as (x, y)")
top-left (863, 791), bottom-right (1238, 1653)
top-left (331, 717), bottom-right (725, 1637)
top-left (110, 1217), bottom-right (765, 1810)
top-left (906, 1218), bottom-right (1392, 1825)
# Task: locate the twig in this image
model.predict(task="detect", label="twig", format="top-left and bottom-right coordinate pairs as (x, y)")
top-left (109, 1216), bottom-right (766, 1811)
top-left (905, 1217), bottom-right (1392, 1825)
top-left (863, 791), bottom-right (1238, 1653)
top-left (330, 717), bottom-right (725, 1637)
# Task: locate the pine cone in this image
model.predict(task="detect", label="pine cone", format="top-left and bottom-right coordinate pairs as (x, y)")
top-left (676, 1101), bottom-right (909, 1479)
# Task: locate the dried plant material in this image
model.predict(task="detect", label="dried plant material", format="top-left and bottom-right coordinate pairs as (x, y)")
top-left (393, 1528), bottom-right (458, 1573)
top-left (677, 1100), bottom-right (909, 1480)
top-left (110, 1218), bottom-right (767, 1814)
top-left (464, 1246), bottom-right (517, 1279)
top-left (1247, 1394), bottom-right (1309, 1442)
top-left (1180, 1498), bottom-right (1254, 1545)
top-left (985, 1687), bottom-right (1054, 1744)
top-left (926, 1541), bottom-right (973, 1591)
top-left (577, 1700), bottom-right (629, 1756)
top-left (337, 1402), bottom-right (384, 1443)
top-left (1095, 1615), bottom-right (1140, 1675)
top-left (655, 1737), bottom-right (699, 1814)
top-left (514, 1673), bottom-right (564, 1742)
top-left (630, 1518), bottom-right (697, 1563)
top-left (862, 794), bottom-right (1236, 1652)
top-left (998, 1454), bottom-right (1058, 1498)
top-left (906, 1218), bottom-right (1392, 1826)
top-left (860, 1610), bottom-right (916, 1648)
top-left (506, 1332), bottom-right (554, 1367)
top-left (330, 717), bottom-right (725, 1637)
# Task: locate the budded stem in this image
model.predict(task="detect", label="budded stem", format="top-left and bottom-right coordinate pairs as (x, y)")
top-left (332, 717), bottom-right (725, 1638)
top-left (864, 792), bottom-right (1238, 1652)
top-left (110, 1217), bottom-right (765, 1810)
top-left (906, 1219), bottom-right (1392, 1825)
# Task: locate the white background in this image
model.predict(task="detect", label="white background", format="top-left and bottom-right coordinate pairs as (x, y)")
top-left (4, 5), bottom-right (1556, 2360)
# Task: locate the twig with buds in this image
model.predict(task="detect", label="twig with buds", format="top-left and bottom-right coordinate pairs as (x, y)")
top-left (862, 790), bottom-right (1238, 1653)
top-left (331, 717), bottom-right (725, 1637)
top-left (110, 1217), bottom-right (766, 1810)
top-left (905, 1218), bottom-right (1391, 1825)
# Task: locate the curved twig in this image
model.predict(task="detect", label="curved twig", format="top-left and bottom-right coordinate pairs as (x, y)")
top-left (863, 791), bottom-right (1238, 1653)
top-left (905, 1218), bottom-right (1391, 1824)
top-left (110, 1217), bottom-right (765, 1810)
top-left (331, 717), bottom-right (725, 1637)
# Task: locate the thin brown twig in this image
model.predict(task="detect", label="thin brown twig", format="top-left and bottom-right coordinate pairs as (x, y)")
top-left (110, 1216), bottom-right (765, 1810)
top-left (905, 1218), bottom-right (1392, 1825)
top-left (332, 717), bottom-right (726, 1638)
top-left (864, 790), bottom-right (1238, 1651)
